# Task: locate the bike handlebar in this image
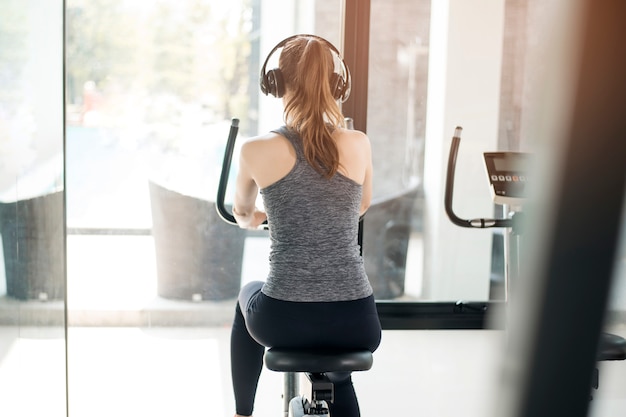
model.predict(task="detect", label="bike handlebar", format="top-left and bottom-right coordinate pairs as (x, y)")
top-left (215, 118), bottom-right (270, 228)
top-left (444, 126), bottom-right (514, 229)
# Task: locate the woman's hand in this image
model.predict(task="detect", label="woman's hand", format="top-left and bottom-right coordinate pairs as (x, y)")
top-left (233, 206), bottom-right (267, 230)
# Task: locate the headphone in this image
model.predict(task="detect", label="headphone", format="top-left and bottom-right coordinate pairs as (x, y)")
top-left (259, 34), bottom-right (352, 102)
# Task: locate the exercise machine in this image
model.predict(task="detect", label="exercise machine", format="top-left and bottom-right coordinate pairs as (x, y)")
top-left (216, 118), bottom-right (373, 417)
top-left (444, 126), bottom-right (626, 398)
top-left (444, 126), bottom-right (528, 301)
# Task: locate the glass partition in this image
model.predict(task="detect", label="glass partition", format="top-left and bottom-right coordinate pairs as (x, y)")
top-left (363, 0), bottom-right (431, 301)
top-left (364, 0), bottom-right (546, 303)
top-left (0, 0), bottom-right (66, 415)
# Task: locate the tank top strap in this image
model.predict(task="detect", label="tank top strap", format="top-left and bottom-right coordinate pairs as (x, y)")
top-left (272, 126), bottom-right (306, 161)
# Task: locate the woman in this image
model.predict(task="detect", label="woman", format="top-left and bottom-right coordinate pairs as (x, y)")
top-left (230, 34), bottom-right (382, 417)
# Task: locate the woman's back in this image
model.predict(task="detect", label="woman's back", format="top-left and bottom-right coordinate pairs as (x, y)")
top-left (254, 126), bottom-right (373, 302)
top-left (242, 126), bottom-right (372, 210)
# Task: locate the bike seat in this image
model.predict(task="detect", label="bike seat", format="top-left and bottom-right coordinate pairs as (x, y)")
top-left (264, 348), bottom-right (373, 373)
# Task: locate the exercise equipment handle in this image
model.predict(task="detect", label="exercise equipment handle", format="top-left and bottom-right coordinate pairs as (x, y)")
top-left (216, 118), bottom-right (269, 229)
top-left (216, 118), bottom-right (239, 226)
top-left (444, 126), bottom-right (513, 229)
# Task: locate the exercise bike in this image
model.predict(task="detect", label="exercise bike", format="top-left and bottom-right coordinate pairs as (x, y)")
top-left (444, 126), bottom-right (626, 399)
top-left (216, 118), bottom-right (372, 417)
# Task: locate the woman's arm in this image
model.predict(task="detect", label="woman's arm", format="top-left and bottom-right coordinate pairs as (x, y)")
top-left (335, 128), bottom-right (374, 216)
top-left (360, 135), bottom-right (373, 216)
top-left (233, 141), bottom-right (267, 229)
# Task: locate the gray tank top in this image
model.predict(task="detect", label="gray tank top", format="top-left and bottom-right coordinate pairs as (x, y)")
top-left (260, 126), bottom-right (373, 302)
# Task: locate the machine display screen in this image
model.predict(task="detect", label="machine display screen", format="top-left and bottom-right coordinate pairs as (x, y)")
top-left (483, 152), bottom-right (532, 205)
top-left (492, 154), bottom-right (528, 172)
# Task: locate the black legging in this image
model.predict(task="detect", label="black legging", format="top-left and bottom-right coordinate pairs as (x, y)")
top-left (231, 281), bottom-right (381, 417)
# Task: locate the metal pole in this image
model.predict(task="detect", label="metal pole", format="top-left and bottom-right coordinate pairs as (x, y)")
top-left (283, 372), bottom-right (299, 417)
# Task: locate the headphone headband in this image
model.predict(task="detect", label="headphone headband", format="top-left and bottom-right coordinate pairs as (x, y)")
top-left (259, 34), bottom-right (351, 102)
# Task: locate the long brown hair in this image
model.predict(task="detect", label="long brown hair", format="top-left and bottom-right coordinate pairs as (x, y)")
top-left (279, 36), bottom-right (345, 178)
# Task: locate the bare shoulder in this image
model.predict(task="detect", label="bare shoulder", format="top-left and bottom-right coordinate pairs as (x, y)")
top-left (334, 128), bottom-right (371, 153)
top-left (240, 132), bottom-right (296, 182)
top-left (239, 131), bottom-right (297, 187)
top-left (240, 132), bottom-right (290, 158)
top-left (336, 127), bottom-right (368, 140)
top-left (241, 131), bottom-right (282, 149)
top-left (336, 127), bottom-right (370, 142)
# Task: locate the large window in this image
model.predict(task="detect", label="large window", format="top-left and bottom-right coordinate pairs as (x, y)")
top-left (64, 1), bottom-right (344, 308)
top-left (0, 0), bottom-right (66, 416)
top-left (63, 1), bottom-right (345, 415)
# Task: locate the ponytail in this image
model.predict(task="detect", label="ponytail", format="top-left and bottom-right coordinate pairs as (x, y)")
top-left (279, 36), bottom-right (345, 178)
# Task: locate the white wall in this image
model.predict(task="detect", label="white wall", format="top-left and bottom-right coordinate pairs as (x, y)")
top-left (422, 0), bottom-right (506, 300)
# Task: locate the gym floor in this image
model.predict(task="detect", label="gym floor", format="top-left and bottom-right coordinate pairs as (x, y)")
top-left (1, 234), bottom-right (624, 416)
top-left (0, 324), bottom-right (624, 417)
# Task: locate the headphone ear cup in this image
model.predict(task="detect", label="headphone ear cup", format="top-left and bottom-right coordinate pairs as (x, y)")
top-left (330, 72), bottom-right (346, 101)
top-left (265, 68), bottom-right (285, 98)
top-left (260, 72), bottom-right (269, 96)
